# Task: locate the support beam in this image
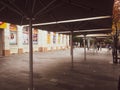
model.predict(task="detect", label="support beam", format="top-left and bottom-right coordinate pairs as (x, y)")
top-left (29, 18), bottom-right (34, 90)
top-left (0, 6), bottom-right (5, 12)
top-left (31, 16), bottom-right (111, 26)
top-left (0, 1), bottom-right (23, 16)
top-left (34, 0), bottom-right (57, 18)
top-left (8, 0), bottom-right (26, 16)
top-left (32, 0), bottom-right (36, 13)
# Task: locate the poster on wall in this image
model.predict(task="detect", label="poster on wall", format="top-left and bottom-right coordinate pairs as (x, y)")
top-left (23, 27), bottom-right (29, 44)
top-left (47, 32), bottom-right (51, 44)
top-left (9, 24), bottom-right (17, 45)
top-left (23, 27), bottom-right (38, 44)
top-left (53, 33), bottom-right (56, 44)
top-left (33, 29), bottom-right (38, 44)
top-left (10, 31), bottom-right (17, 44)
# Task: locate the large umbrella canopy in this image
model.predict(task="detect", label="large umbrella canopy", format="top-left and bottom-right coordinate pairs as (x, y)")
top-left (0, 1), bottom-right (114, 90)
top-left (0, 0), bottom-right (113, 32)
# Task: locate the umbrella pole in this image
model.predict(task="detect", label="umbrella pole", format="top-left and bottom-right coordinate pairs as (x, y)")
top-left (84, 34), bottom-right (86, 61)
top-left (29, 18), bottom-right (34, 90)
top-left (70, 31), bottom-right (73, 69)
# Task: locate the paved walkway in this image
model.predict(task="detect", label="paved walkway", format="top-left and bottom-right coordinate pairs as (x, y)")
top-left (0, 48), bottom-right (119, 90)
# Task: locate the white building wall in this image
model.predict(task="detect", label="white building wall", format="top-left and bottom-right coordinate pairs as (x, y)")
top-left (18, 26), bottom-right (23, 48)
top-left (49, 32), bottom-right (53, 49)
top-left (33, 44), bottom-right (39, 52)
top-left (38, 29), bottom-right (42, 47)
top-left (60, 34), bottom-right (62, 46)
top-left (51, 32), bottom-right (54, 49)
top-left (3, 23), bottom-right (70, 55)
top-left (43, 31), bottom-right (47, 47)
top-left (67, 35), bottom-right (70, 47)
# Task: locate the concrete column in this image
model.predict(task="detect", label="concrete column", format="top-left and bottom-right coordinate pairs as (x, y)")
top-left (17, 26), bottom-right (23, 54)
top-left (50, 32), bottom-right (54, 50)
top-left (56, 33), bottom-right (58, 50)
top-left (60, 34), bottom-right (62, 50)
top-left (87, 37), bottom-right (90, 50)
top-left (67, 35), bottom-right (70, 48)
top-left (38, 29), bottom-right (41, 51)
top-left (45, 31), bottom-right (48, 52)
top-left (3, 23), bottom-right (10, 56)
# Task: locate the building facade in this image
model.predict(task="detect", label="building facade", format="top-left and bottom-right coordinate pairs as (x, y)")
top-left (0, 22), bottom-right (70, 56)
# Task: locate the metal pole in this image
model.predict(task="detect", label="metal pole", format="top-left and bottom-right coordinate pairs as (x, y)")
top-left (84, 34), bottom-right (86, 60)
top-left (114, 24), bottom-right (118, 63)
top-left (118, 76), bottom-right (120, 90)
top-left (29, 18), bottom-right (34, 90)
top-left (70, 31), bottom-right (73, 68)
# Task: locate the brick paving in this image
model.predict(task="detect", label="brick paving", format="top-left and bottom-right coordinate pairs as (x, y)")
top-left (0, 48), bottom-right (119, 90)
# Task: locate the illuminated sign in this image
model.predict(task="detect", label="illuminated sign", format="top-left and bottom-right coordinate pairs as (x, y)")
top-left (0, 22), bottom-right (7, 29)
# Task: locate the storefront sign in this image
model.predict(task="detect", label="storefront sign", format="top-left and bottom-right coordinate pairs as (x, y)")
top-left (0, 22), bottom-right (7, 29)
top-left (9, 24), bottom-right (17, 31)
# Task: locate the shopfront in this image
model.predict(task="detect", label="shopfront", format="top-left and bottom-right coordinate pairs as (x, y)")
top-left (0, 22), bottom-right (70, 56)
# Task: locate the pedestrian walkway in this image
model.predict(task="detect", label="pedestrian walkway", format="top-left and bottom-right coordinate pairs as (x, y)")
top-left (0, 48), bottom-right (119, 90)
